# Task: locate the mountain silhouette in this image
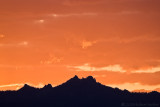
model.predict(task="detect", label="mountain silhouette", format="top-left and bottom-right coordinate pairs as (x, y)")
top-left (0, 76), bottom-right (160, 107)
top-left (19, 84), bottom-right (37, 91)
top-left (43, 84), bottom-right (52, 89)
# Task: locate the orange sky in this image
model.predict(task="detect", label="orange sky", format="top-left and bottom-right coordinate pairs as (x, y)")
top-left (0, 0), bottom-right (160, 91)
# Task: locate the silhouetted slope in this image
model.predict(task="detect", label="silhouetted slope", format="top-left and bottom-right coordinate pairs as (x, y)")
top-left (0, 76), bottom-right (160, 107)
top-left (43, 84), bottom-right (52, 89)
top-left (18, 84), bottom-right (38, 92)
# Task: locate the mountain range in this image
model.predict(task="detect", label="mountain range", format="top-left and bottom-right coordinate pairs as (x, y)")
top-left (0, 75), bottom-right (159, 107)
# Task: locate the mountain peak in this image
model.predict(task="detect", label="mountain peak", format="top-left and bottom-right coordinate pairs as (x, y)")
top-left (43, 84), bottom-right (52, 89)
top-left (86, 76), bottom-right (96, 81)
top-left (73, 75), bottom-right (79, 79)
top-left (63, 75), bottom-right (97, 87)
top-left (19, 84), bottom-right (36, 91)
top-left (67, 75), bottom-right (80, 82)
top-left (23, 84), bottom-right (32, 88)
top-left (81, 76), bottom-right (96, 83)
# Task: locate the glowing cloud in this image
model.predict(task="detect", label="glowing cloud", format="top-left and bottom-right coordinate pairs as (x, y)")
top-left (0, 84), bottom-right (24, 91)
top-left (0, 84), bottom-right (24, 88)
top-left (0, 34), bottom-right (5, 38)
top-left (107, 83), bottom-right (160, 91)
top-left (81, 40), bottom-right (97, 49)
top-left (51, 13), bottom-right (97, 18)
top-left (68, 63), bottom-right (126, 73)
top-left (68, 64), bottom-right (160, 73)
top-left (26, 83), bottom-right (44, 88)
top-left (35, 19), bottom-right (45, 24)
top-left (0, 83), bottom-right (45, 91)
top-left (41, 54), bottom-right (63, 64)
top-left (0, 41), bottom-right (29, 47)
top-left (118, 11), bottom-right (140, 15)
top-left (18, 41), bottom-right (29, 46)
top-left (131, 66), bottom-right (160, 73)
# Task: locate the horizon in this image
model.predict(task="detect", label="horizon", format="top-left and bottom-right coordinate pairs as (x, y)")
top-left (0, 0), bottom-right (160, 92)
top-left (0, 75), bottom-right (160, 93)
top-left (0, 75), bottom-right (156, 93)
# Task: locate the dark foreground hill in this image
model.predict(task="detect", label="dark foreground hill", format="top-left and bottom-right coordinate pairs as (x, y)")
top-left (0, 76), bottom-right (160, 107)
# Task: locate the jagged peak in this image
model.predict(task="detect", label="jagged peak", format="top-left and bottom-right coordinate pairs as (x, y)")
top-left (23, 84), bottom-right (32, 88)
top-left (86, 76), bottom-right (95, 80)
top-left (43, 84), bottom-right (52, 89)
top-left (70, 75), bottom-right (96, 82)
top-left (72, 75), bottom-right (96, 80)
top-left (73, 75), bottom-right (79, 79)
top-left (67, 75), bottom-right (80, 82)
top-left (82, 76), bottom-right (96, 83)
top-left (18, 84), bottom-right (36, 91)
top-left (65, 75), bottom-right (97, 85)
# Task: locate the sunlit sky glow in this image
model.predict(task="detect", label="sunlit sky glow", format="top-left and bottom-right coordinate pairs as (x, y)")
top-left (0, 0), bottom-right (160, 91)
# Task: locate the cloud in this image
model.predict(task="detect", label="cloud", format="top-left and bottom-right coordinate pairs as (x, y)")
top-left (68, 63), bottom-right (126, 73)
top-left (118, 11), bottom-right (141, 15)
top-left (81, 40), bottom-right (97, 49)
top-left (0, 41), bottom-right (29, 47)
top-left (80, 70), bottom-right (160, 86)
top-left (18, 41), bottom-right (29, 46)
top-left (0, 83), bottom-right (44, 91)
top-left (0, 84), bottom-right (24, 91)
top-left (26, 83), bottom-right (44, 88)
top-left (35, 19), bottom-right (45, 24)
top-left (40, 53), bottom-right (63, 64)
top-left (67, 63), bottom-right (160, 73)
top-left (121, 35), bottom-right (160, 43)
top-left (131, 66), bottom-right (160, 73)
top-left (51, 13), bottom-right (97, 18)
top-left (97, 35), bottom-right (160, 44)
top-left (0, 84), bottom-right (24, 88)
top-left (93, 74), bottom-right (106, 78)
top-left (1, 0), bottom-right (160, 16)
top-left (107, 82), bottom-right (160, 91)
top-left (0, 34), bottom-right (5, 38)
top-left (62, 0), bottom-right (105, 6)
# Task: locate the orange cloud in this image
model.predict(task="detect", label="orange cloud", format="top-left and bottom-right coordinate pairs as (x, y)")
top-left (0, 84), bottom-right (24, 91)
top-left (41, 53), bottom-right (63, 64)
top-left (68, 63), bottom-right (160, 74)
top-left (0, 34), bottom-right (5, 38)
top-left (0, 41), bottom-right (29, 47)
top-left (81, 40), bottom-right (97, 49)
top-left (131, 66), bottom-right (160, 73)
top-left (68, 63), bottom-right (126, 73)
top-left (107, 83), bottom-right (160, 92)
top-left (35, 19), bottom-right (45, 24)
top-left (0, 84), bottom-right (23, 88)
top-left (51, 13), bottom-right (97, 18)
top-left (0, 83), bottom-right (45, 91)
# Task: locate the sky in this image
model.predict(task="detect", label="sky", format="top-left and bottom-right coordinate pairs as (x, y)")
top-left (0, 0), bottom-right (160, 92)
